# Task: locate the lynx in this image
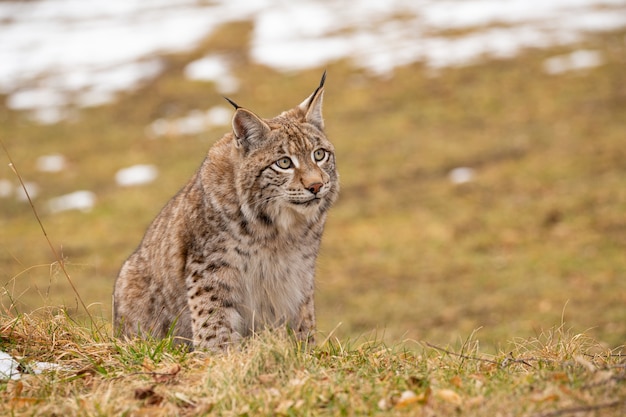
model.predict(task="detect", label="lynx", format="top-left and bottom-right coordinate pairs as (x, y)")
top-left (113, 73), bottom-right (338, 351)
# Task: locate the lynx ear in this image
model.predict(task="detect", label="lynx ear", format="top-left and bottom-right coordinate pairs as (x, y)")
top-left (231, 108), bottom-right (271, 151)
top-left (299, 71), bottom-right (326, 131)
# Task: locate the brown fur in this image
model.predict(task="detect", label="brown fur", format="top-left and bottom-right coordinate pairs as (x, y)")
top-left (113, 74), bottom-right (338, 350)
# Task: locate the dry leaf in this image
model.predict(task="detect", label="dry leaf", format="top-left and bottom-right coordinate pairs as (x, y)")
top-left (550, 372), bottom-right (569, 382)
top-left (75, 366), bottom-right (97, 387)
top-left (145, 394), bottom-right (164, 406)
top-left (134, 386), bottom-right (154, 400)
top-left (450, 375), bottom-right (463, 388)
top-left (152, 363), bottom-right (181, 383)
top-left (396, 390), bottom-right (418, 408)
top-left (395, 389), bottom-right (430, 408)
top-left (142, 357), bottom-right (155, 372)
top-left (435, 388), bottom-right (462, 405)
top-left (258, 373), bottom-right (277, 385)
top-left (76, 366), bottom-right (97, 378)
top-left (134, 386), bottom-right (164, 406)
top-left (9, 397), bottom-right (39, 407)
top-left (275, 399), bottom-right (295, 415)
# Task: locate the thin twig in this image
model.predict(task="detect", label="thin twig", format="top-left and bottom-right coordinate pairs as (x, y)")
top-left (109, 365), bottom-right (182, 381)
top-left (530, 400), bottom-right (625, 417)
top-left (424, 342), bottom-right (499, 365)
top-left (424, 342), bottom-right (536, 368)
top-left (1, 138), bottom-right (103, 340)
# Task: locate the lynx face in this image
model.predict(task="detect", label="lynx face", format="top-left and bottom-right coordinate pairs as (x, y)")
top-left (234, 103), bottom-right (338, 230)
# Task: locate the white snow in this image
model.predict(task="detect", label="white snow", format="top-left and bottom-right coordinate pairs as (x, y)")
top-left (0, 350), bottom-right (67, 381)
top-left (174, 110), bottom-right (208, 136)
top-left (250, 0), bottom-right (626, 74)
top-left (0, 351), bottom-right (21, 380)
top-left (205, 106), bottom-right (232, 127)
top-left (146, 105), bottom-right (232, 139)
top-left (543, 50), bottom-right (604, 74)
top-left (47, 190), bottom-right (96, 213)
top-left (448, 167), bottom-right (476, 185)
top-left (15, 181), bottom-right (40, 202)
top-left (115, 164), bottom-right (158, 187)
top-left (36, 154), bottom-right (67, 173)
top-left (1, 0), bottom-right (624, 123)
top-left (0, 0), bottom-right (236, 122)
top-left (0, 179), bottom-right (12, 198)
top-left (184, 55), bottom-right (239, 94)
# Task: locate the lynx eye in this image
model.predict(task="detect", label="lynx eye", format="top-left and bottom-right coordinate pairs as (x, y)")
top-left (313, 149), bottom-right (326, 162)
top-left (275, 157), bottom-right (293, 170)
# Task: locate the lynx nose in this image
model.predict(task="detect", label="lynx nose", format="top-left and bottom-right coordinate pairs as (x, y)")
top-left (306, 182), bottom-right (323, 195)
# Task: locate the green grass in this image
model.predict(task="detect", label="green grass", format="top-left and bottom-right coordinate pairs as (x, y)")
top-left (1, 20), bottom-right (625, 415)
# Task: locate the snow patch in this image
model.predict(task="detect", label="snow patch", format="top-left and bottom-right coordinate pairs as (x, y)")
top-left (543, 50), bottom-right (604, 74)
top-left (36, 154), bottom-right (67, 173)
top-left (146, 106), bottom-right (232, 139)
top-left (1, 0), bottom-right (625, 123)
top-left (205, 106), bottom-right (232, 127)
top-left (15, 182), bottom-right (40, 202)
top-left (0, 350), bottom-right (67, 381)
top-left (184, 55), bottom-right (239, 94)
top-left (0, 179), bottom-right (12, 198)
top-left (0, 351), bottom-right (20, 380)
top-left (448, 167), bottom-right (476, 185)
top-left (250, 0), bottom-right (626, 75)
top-left (47, 190), bottom-right (96, 213)
top-left (115, 164), bottom-right (158, 186)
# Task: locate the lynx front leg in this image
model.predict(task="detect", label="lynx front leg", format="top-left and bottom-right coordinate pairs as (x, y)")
top-left (186, 265), bottom-right (244, 351)
top-left (294, 293), bottom-right (316, 345)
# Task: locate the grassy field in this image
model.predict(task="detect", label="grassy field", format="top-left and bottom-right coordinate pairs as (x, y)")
top-left (1, 20), bottom-right (625, 415)
top-left (1, 310), bottom-right (625, 416)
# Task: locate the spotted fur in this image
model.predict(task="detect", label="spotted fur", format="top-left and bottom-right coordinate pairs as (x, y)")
top-left (113, 74), bottom-right (338, 350)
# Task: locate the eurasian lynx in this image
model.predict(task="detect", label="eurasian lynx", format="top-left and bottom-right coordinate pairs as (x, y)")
top-left (113, 73), bottom-right (338, 351)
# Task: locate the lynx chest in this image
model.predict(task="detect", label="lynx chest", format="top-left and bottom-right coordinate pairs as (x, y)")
top-left (237, 243), bottom-right (314, 333)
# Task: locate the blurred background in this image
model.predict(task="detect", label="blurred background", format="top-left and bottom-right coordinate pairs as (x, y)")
top-left (1, 0), bottom-right (625, 352)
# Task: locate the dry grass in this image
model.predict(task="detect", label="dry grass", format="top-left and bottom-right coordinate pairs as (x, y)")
top-left (1, 309), bottom-right (625, 416)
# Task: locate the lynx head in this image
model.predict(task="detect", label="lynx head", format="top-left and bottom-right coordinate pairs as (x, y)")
top-left (227, 72), bottom-right (338, 230)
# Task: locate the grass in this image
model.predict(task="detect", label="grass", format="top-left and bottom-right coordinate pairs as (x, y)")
top-left (1, 309), bottom-right (624, 416)
top-left (0, 18), bottom-right (625, 415)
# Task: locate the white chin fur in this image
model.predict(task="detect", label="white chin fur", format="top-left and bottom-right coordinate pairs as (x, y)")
top-left (279, 203), bottom-right (321, 229)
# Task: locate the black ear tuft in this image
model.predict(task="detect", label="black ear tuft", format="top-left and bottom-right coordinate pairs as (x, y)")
top-left (315, 70), bottom-right (327, 97)
top-left (299, 71), bottom-right (326, 131)
top-left (224, 96), bottom-right (241, 110)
